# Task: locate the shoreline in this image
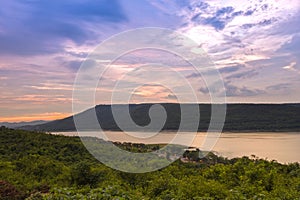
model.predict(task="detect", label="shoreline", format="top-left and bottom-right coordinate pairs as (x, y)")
top-left (49, 131), bottom-right (300, 164)
top-left (49, 130), bottom-right (300, 134)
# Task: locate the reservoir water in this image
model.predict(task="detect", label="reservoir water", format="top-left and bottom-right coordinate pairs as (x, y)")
top-left (52, 131), bottom-right (300, 163)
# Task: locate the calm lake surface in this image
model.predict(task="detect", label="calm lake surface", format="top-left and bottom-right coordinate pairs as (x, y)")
top-left (52, 131), bottom-right (300, 163)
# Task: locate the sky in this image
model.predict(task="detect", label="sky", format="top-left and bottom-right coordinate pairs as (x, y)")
top-left (0, 0), bottom-right (300, 122)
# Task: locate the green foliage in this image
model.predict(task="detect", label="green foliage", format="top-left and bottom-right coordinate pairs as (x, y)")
top-left (0, 127), bottom-right (299, 199)
top-left (71, 162), bottom-right (102, 187)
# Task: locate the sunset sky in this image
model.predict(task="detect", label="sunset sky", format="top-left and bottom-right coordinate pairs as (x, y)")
top-left (1, 0), bottom-right (300, 122)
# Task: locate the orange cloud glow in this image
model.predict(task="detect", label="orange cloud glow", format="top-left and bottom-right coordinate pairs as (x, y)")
top-left (131, 85), bottom-right (178, 103)
top-left (0, 112), bottom-right (70, 123)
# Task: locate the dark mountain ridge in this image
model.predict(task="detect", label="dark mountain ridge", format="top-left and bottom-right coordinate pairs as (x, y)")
top-left (20, 103), bottom-right (300, 132)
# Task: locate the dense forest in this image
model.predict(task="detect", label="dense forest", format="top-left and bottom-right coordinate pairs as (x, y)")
top-left (21, 104), bottom-right (300, 132)
top-left (0, 127), bottom-right (299, 199)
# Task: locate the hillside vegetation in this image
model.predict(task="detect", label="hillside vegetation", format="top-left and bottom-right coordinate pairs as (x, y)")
top-left (0, 127), bottom-right (300, 199)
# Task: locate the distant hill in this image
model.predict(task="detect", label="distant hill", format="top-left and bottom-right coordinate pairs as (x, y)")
top-left (0, 120), bottom-right (48, 129)
top-left (20, 104), bottom-right (300, 132)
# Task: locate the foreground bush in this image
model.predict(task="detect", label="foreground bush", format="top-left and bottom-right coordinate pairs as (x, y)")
top-left (0, 128), bottom-right (299, 199)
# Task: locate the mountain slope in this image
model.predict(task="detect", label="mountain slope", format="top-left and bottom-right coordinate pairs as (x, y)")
top-left (20, 104), bottom-right (300, 132)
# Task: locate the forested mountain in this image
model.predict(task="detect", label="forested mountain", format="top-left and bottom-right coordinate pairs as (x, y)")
top-left (21, 104), bottom-right (300, 132)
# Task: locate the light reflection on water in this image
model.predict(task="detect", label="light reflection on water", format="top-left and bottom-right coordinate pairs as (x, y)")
top-left (52, 131), bottom-right (300, 163)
